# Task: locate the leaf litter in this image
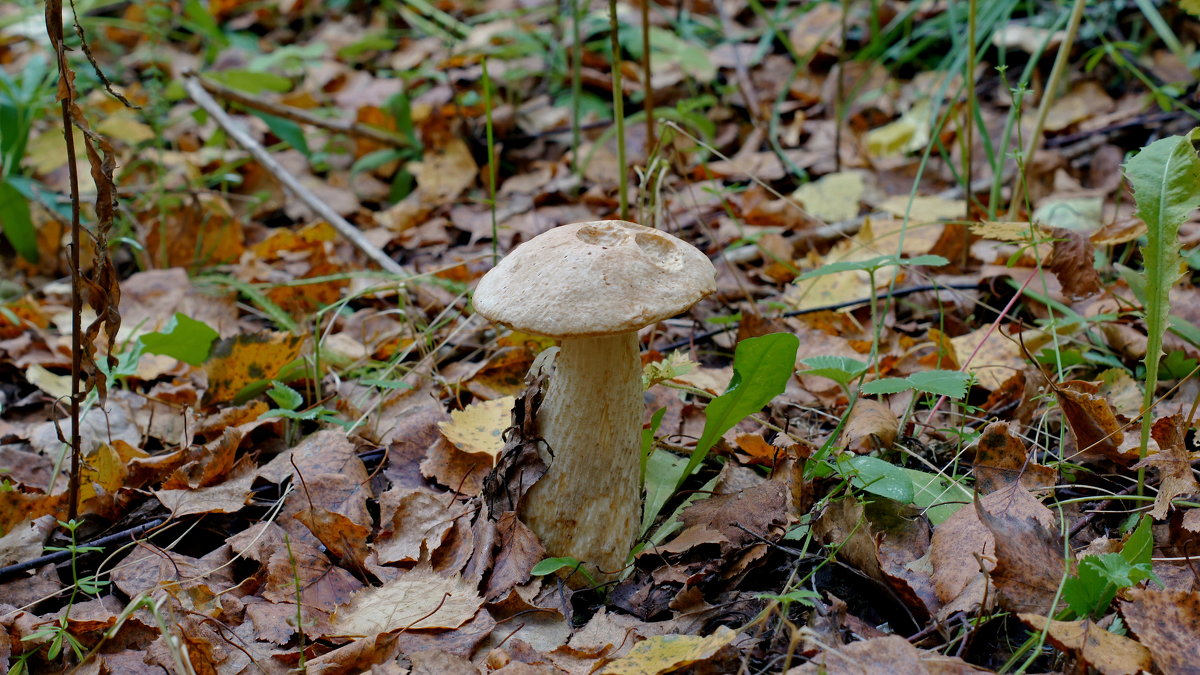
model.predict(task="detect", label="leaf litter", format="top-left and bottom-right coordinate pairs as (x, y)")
top-left (1, 0), bottom-right (1200, 672)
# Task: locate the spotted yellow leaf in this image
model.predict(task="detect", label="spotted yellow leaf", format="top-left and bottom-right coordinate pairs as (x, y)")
top-left (437, 396), bottom-right (515, 463)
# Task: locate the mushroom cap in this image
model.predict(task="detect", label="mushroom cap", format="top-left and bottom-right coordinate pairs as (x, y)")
top-left (474, 220), bottom-right (717, 338)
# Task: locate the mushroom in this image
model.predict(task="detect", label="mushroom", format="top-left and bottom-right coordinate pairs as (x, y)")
top-left (473, 220), bottom-right (716, 578)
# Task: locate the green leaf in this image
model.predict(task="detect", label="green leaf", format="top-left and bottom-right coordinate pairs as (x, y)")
top-left (250, 110), bottom-right (310, 157)
top-left (906, 370), bottom-right (971, 398)
top-left (903, 468), bottom-right (971, 525)
top-left (0, 178), bottom-right (36, 262)
top-left (679, 333), bottom-right (800, 486)
top-left (1121, 515), bottom-right (1154, 568)
top-left (642, 447), bottom-right (686, 535)
top-left (841, 455), bottom-right (914, 502)
top-left (861, 377), bottom-right (911, 395)
top-left (265, 381), bottom-right (303, 411)
top-left (530, 556), bottom-right (597, 586)
top-left (799, 355), bottom-right (868, 385)
top-left (206, 70), bottom-right (292, 95)
top-left (796, 254), bottom-right (948, 280)
top-left (352, 148), bottom-right (408, 175)
top-left (138, 313), bottom-right (219, 365)
top-left (1124, 130), bottom-right (1200, 463)
top-left (641, 407), bottom-right (667, 488)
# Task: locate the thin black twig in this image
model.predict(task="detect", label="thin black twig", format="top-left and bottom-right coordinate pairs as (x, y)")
top-left (654, 283), bottom-right (981, 353)
top-left (0, 518), bottom-right (165, 580)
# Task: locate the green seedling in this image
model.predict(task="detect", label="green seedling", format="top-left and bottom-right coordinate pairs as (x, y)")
top-left (1062, 515), bottom-right (1160, 619)
top-left (1122, 129), bottom-right (1200, 492)
top-left (531, 556), bottom-right (599, 588)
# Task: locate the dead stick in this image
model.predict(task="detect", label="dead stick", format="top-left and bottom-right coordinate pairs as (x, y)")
top-left (191, 73), bottom-right (409, 147)
top-left (183, 76), bottom-right (408, 277)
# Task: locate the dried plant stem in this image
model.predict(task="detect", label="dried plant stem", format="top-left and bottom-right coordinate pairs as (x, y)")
top-left (609, 0), bottom-right (629, 220)
top-left (641, 0), bottom-right (654, 150)
top-left (1006, 0), bottom-right (1087, 218)
top-left (192, 73), bottom-right (409, 147)
top-left (46, 0), bottom-right (83, 524)
top-left (964, 0), bottom-right (977, 222)
top-left (184, 76), bottom-right (408, 277)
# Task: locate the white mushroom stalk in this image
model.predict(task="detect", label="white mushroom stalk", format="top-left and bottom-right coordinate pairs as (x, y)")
top-left (474, 220), bottom-right (716, 580)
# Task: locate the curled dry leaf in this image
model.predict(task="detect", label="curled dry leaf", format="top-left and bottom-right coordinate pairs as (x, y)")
top-left (1018, 614), bottom-right (1152, 675)
top-left (1055, 380), bottom-right (1141, 464)
top-left (1047, 227), bottom-right (1102, 300)
top-left (930, 486), bottom-right (1056, 614)
top-left (975, 488), bottom-right (1067, 616)
top-left (1135, 414), bottom-right (1199, 520)
top-left (972, 421), bottom-right (1056, 493)
top-left (843, 398), bottom-right (898, 453)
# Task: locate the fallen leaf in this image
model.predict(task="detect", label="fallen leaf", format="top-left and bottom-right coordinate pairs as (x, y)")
top-left (1120, 587), bottom-right (1200, 675)
top-left (1018, 614), bottom-right (1152, 675)
top-left (791, 171), bottom-right (864, 223)
top-left (332, 565), bottom-right (483, 635)
top-left (599, 626), bottom-right (735, 675)
top-left (203, 331), bottom-right (306, 404)
top-left (972, 421), bottom-right (1057, 493)
top-left (438, 396), bottom-right (513, 463)
top-left (787, 634), bottom-right (988, 674)
top-left (1136, 414), bottom-right (1199, 519)
top-left (843, 398), bottom-right (899, 453)
top-left (976, 488), bottom-right (1067, 615)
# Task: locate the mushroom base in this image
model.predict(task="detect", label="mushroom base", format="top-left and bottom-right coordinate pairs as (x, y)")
top-left (522, 332), bottom-right (642, 582)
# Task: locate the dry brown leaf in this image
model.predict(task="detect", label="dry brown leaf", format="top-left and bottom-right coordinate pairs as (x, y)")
top-left (787, 635), bottom-right (988, 674)
top-left (1056, 380), bottom-right (1140, 463)
top-left (598, 626), bottom-right (735, 675)
top-left (843, 398), bottom-right (899, 453)
top-left (375, 487), bottom-right (464, 564)
top-left (1120, 588), bottom-right (1200, 675)
top-left (1136, 414), bottom-right (1199, 519)
top-left (1018, 614), bottom-right (1152, 675)
top-left (950, 327), bottom-right (1049, 391)
top-left (930, 486), bottom-right (1056, 613)
top-left (1047, 227), bottom-right (1102, 300)
top-left (976, 489), bottom-right (1067, 615)
top-left (972, 421), bottom-right (1057, 493)
top-left (331, 565), bottom-right (483, 635)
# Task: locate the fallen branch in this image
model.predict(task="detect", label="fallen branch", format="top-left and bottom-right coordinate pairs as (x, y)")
top-left (183, 75), bottom-right (409, 277)
top-left (191, 73), bottom-right (410, 147)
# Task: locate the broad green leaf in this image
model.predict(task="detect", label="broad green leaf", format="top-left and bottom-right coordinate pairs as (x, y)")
top-left (207, 69), bottom-right (292, 95)
top-left (841, 455), bottom-right (914, 503)
top-left (796, 254), bottom-right (948, 281)
top-left (530, 556), bottom-right (597, 586)
top-left (1121, 515), bottom-right (1154, 568)
top-left (678, 333), bottom-right (800, 485)
top-left (799, 355), bottom-right (868, 385)
top-left (0, 178), bottom-right (36, 262)
top-left (139, 313), bottom-right (219, 365)
top-left (640, 407), bottom-right (667, 488)
top-left (903, 468), bottom-right (971, 524)
top-left (906, 370), bottom-right (971, 398)
top-left (643, 447), bottom-right (686, 535)
top-left (251, 110), bottom-right (310, 157)
top-left (1124, 130), bottom-right (1200, 462)
top-left (860, 377), bottom-right (910, 395)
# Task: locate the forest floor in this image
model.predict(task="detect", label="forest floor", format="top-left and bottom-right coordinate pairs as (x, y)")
top-left (1, 0), bottom-right (1200, 673)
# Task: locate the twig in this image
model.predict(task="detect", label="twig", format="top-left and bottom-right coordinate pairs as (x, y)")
top-left (191, 73), bottom-right (409, 147)
top-left (183, 75), bottom-right (409, 277)
top-left (0, 518), bottom-right (166, 580)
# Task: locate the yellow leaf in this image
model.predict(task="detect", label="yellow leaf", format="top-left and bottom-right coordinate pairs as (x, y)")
top-left (950, 327), bottom-right (1050, 390)
top-left (438, 396), bottom-right (514, 462)
top-left (970, 221), bottom-right (1039, 242)
top-left (600, 626), bottom-right (736, 675)
top-left (878, 195), bottom-right (965, 223)
top-left (866, 98), bottom-right (932, 158)
top-left (791, 171), bottom-right (864, 223)
top-left (95, 111), bottom-right (155, 145)
top-left (1183, 0), bottom-right (1200, 16)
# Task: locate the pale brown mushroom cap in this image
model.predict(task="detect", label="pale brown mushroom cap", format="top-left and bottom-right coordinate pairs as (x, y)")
top-left (474, 220), bottom-right (717, 338)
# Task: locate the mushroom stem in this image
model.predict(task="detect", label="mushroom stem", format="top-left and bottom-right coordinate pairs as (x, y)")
top-left (522, 332), bottom-right (642, 579)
